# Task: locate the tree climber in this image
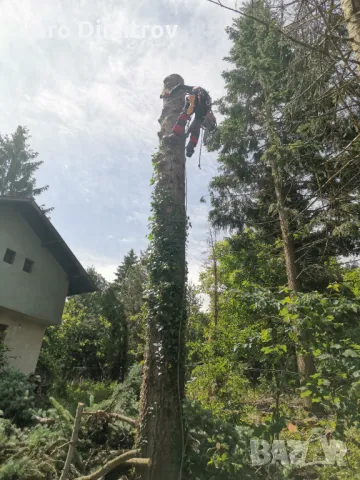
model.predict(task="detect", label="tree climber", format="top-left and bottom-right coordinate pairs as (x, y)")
top-left (160, 84), bottom-right (217, 158)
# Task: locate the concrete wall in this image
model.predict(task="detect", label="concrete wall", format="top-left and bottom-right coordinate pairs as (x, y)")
top-left (0, 206), bottom-right (69, 325)
top-left (0, 306), bottom-right (47, 374)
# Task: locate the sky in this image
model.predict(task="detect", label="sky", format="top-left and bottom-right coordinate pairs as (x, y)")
top-left (0, 0), bottom-right (236, 286)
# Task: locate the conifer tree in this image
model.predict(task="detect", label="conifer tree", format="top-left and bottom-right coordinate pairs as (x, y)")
top-left (207, 0), bottom-right (360, 379)
top-left (114, 249), bottom-right (138, 288)
top-left (0, 126), bottom-right (50, 210)
top-left (208, 0), bottom-right (360, 291)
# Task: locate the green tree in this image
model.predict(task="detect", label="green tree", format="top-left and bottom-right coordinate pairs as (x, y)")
top-left (115, 251), bottom-right (148, 364)
top-left (207, 0), bottom-right (360, 291)
top-left (206, 0), bottom-right (360, 379)
top-left (38, 268), bottom-right (128, 383)
top-left (114, 249), bottom-right (138, 289)
top-left (0, 126), bottom-right (50, 211)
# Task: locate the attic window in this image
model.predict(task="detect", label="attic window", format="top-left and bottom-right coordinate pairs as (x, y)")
top-left (3, 249), bottom-right (16, 265)
top-left (23, 258), bottom-right (34, 274)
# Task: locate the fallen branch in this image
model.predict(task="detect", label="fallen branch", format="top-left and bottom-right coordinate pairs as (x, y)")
top-left (33, 415), bottom-right (55, 425)
top-left (76, 449), bottom-right (151, 480)
top-left (125, 458), bottom-right (152, 467)
top-left (82, 410), bottom-right (138, 427)
top-left (59, 402), bottom-right (85, 480)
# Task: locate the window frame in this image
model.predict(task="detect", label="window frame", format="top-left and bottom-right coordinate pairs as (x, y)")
top-left (3, 248), bottom-right (16, 265)
top-left (23, 258), bottom-right (34, 274)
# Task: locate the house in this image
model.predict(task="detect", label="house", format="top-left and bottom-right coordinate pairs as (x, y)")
top-left (0, 196), bottom-right (96, 374)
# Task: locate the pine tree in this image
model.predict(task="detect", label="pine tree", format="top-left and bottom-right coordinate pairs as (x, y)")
top-left (207, 0), bottom-right (360, 291)
top-left (206, 0), bottom-right (360, 380)
top-left (0, 126), bottom-right (50, 211)
top-left (114, 249), bottom-right (138, 288)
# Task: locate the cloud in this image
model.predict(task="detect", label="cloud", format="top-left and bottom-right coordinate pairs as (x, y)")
top-left (75, 249), bottom-right (118, 282)
top-left (0, 0), bottom-right (235, 289)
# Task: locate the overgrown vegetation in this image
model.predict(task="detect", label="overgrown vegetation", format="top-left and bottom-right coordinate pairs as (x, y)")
top-left (3, 0), bottom-right (360, 477)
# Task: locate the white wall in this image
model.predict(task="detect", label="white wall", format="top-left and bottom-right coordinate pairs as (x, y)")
top-left (0, 306), bottom-right (47, 374)
top-left (0, 206), bottom-right (69, 325)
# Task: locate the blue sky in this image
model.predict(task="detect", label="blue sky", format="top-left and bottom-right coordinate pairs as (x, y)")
top-left (0, 0), bottom-right (235, 284)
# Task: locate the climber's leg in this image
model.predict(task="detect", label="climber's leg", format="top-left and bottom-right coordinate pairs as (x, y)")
top-left (186, 94), bottom-right (208, 158)
top-left (172, 111), bottom-right (191, 137)
top-left (163, 93), bottom-right (195, 145)
top-left (163, 111), bottom-right (191, 145)
top-left (186, 109), bottom-right (204, 157)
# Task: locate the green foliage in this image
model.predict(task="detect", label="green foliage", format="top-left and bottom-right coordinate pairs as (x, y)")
top-left (206, 0), bottom-right (360, 291)
top-left (99, 363), bottom-right (142, 418)
top-left (38, 268), bottom-right (128, 384)
top-left (184, 400), bottom-right (256, 479)
top-left (0, 369), bottom-right (140, 480)
top-left (0, 458), bottom-right (45, 480)
top-left (0, 367), bottom-right (36, 426)
top-left (114, 248), bottom-right (139, 289)
top-left (54, 380), bottom-right (115, 413)
top-left (0, 125), bottom-right (51, 212)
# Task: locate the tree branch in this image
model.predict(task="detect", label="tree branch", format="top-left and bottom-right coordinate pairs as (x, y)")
top-left (205, 0), bottom-right (358, 62)
top-left (76, 449), bottom-right (151, 480)
top-left (82, 410), bottom-right (138, 427)
top-left (59, 402), bottom-right (85, 480)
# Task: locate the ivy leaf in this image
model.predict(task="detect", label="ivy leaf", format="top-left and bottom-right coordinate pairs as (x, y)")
top-left (300, 390), bottom-right (312, 398)
top-left (343, 349), bottom-right (358, 358)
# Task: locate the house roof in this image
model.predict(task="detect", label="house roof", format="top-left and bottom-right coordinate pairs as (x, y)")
top-left (0, 196), bottom-right (97, 296)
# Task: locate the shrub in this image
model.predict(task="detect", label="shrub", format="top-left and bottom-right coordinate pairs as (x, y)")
top-left (183, 400), bottom-right (256, 479)
top-left (51, 379), bottom-right (115, 414)
top-left (100, 363), bottom-right (142, 417)
top-left (0, 367), bottom-right (36, 426)
top-left (0, 458), bottom-right (44, 480)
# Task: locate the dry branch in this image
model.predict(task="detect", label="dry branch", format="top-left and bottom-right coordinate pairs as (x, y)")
top-left (59, 402), bottom-right (85, 480)
top-left (205, 0), bottom-right (337, 56)
top-left (82, 410), bottom-right (138, 427)
top-left (76, 449), bottom-right (150, 480)
top-left (33, 415), bottom-right (55, 425)
top-left (125, 458), bottom-right (152, 466)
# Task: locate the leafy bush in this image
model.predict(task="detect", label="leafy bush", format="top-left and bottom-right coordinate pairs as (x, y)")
top-left (51, 379), bottom-right (115, 414)
top-left (0, 458), bottom-right (44, 480)
top-left (183, 400), bottom-right (257, 479)
top-left (99, 363), bottom-right (142, 417)
top-left (0, 367), bottom-right (36, 426)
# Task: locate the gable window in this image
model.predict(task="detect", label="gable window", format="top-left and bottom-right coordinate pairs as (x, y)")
top-left (3, 249), bottom-right (16, 264)
top-left (23, 258), bottom-right (34, 274)
top-left (0, 324), bottom-right (7, 344)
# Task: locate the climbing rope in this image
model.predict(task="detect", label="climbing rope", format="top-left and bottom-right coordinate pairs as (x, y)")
top-left (198, 128), bottom-right (204, 169)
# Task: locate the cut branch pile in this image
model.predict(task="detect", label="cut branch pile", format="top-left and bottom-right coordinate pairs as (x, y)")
top-left (54, 402), bottom-right (150, 480)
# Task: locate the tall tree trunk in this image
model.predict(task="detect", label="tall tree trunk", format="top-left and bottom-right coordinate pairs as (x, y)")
top-left (137, 74), bottom-right (187, 480)
top-left (271, 159), bottom-right (315, 379)
top-left (208, 228), bottom-right (219, 330)
top-left (340, 0), bottom-right (360, 72)
top-left (271, 162), bottom-right (300, 292)
top-left (261, 76), bottom-right (315, 380)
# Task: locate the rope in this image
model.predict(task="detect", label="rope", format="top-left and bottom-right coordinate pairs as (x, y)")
top-left (198, 128), bottom-right (204, 169)
top-left (178, 140), bottom-right (188, 480)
